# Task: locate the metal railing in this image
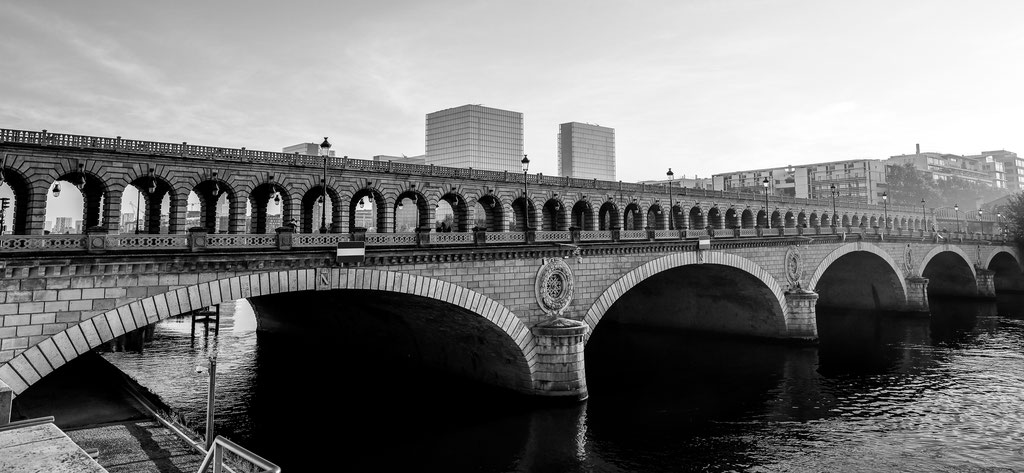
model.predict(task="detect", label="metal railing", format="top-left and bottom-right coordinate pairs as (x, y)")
top-left (196, 435), bottom-right (280, 473)
top-left (0, 415), bottom-right (54, 432)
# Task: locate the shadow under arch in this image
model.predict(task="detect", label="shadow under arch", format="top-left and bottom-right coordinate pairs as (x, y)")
top-left (917, 245), bottom-right (978, 298)
top-left (0, 269), bottom-right (537, 398)
top-left (807, 242), bottom-right (909, 310)
top-left (583, 251), bottom-right (790, 343)
top-left (0, 164), bottom-right (31, 234)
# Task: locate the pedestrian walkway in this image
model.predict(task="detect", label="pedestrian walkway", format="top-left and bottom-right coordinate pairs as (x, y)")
top-left (0, 419), bottom-right (106, 473)
top-left (66, 420), bottom-right (204, 473)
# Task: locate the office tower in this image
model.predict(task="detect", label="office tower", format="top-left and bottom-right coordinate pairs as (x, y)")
top-left (558, 122), bottom-right (615, 181)
top-left (425, 105), bottom-right (523, 172)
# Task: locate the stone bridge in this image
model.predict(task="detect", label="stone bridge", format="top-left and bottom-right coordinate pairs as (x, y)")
top-left (0, 129), bottom-right (1019, 408)
top-left (0, 230), bottom-right (1019, 405)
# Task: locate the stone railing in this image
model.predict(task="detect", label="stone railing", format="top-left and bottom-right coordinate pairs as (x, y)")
top-left (0, 226), bottom-right (1010, 256)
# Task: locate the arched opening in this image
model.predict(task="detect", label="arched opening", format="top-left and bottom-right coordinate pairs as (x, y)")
top-left (770, 210), bottom-right (782, 229)
top-left (809, 212), bottom-right (819, 228)
top-left (437, 192), bottom-right (469, 232)
top-left (756, 209), bottom-right (768, 228)
top-left (851, 215), bottom-right (860, 228)
top-left (192, 179), bottom-right (229, 233)
top-left (740, 209), bottom-right (754, 229)
top-left (688, 206), bottom-right (704, 230)
top-left (301, 185), bottom-right (336, 233)
top-left (511, 196), bottom-right (536, 231)
top-left (814, 251), bottom-right (907, 311)
top-left (670, 204), bottom-right (685, 230)
top-left (249, 183), bottom-right (289, 233)
top-left (0, 165), bottom-right (31, 234)
top-left (542, 198), bottom-right (566, 231)
top-left (923, 251), bottom-right (977, 298)
top-left (783, 211), bottom-right (795, 228)
top-left (869, 216), bottom-right (878, 228)
top-left (45, 170), bottom-right (107, 234)
top-left (351, 189), bottom-right (385, 233)
top-left (624, 202), bottom-right (642, 230)
top-left (598, 201), bottom-right (619, 230)
top-left (988, 251), bottom-right (1024, 294)
top-left (475, 194), bottom-right (503, 231)
top-left (647, 204), bottom-right (666, 230)
top-left (571, 200), bottom-right (594, 230)
top-left (820, 212), bottom-right (831, 228)
top-left (707, 207), bottom-right (723, 229)
top-left (841, 214), bottom-right (850, 227)
top-left (589, 263), bottom-right (787, 339)
top-left (797, 211), bottom-right (807, 228)
top-left (394, 190), bottom-right (428, 232)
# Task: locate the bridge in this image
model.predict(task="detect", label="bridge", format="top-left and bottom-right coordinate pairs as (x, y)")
top-left (0, 129), bottom-right (1020, 407)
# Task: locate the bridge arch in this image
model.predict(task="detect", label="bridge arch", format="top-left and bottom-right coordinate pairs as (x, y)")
top-left (707, 206), bottom-right (723, 229)
top-left (571, 199), bottom-right (595, 230)
top-left (916, 245), bottom-right (976, 282)
top-left (0, 162), bottom-right (32, 234)
top-left (0, 269), bottom-right (537, 398)
top-left (647, 203), bottom-right (667, 230)
top-left (807, 242), bottom-right (909, 310)
top-left (623, 202), bottom-right (642, 230)
top-left (583, 251), bottom-right (789, 343)
top-left (598, 201), bottom-right (618, 230)
top-left (741, 208), bottom-right (754, 228)
top-left (542, 197), bottom-right (567, 231)
top-left (917, 245), bottom-right (978, 297)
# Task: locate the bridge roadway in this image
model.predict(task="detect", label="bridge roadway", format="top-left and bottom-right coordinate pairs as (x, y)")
top-left (0, 225), bottom-right (1019, 403)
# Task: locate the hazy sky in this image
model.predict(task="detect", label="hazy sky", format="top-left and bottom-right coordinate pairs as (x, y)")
top-left (3, 0), bottom-right (1024, 221)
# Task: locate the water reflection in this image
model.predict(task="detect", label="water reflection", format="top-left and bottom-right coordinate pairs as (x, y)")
top-left (101, 297), bottom-right (1024, 472)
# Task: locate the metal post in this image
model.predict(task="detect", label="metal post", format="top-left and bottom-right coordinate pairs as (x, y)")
top-left (830, 183), bottom-right (837, 227)
top-left (521, 155), bottom-right (530, 231)
top-left (762, 177), bottom-right (770, 229)
top-left (320, 137), bottom-right (331, 234)
top-left (882, 191), bottom-right (888, 232)
top-left (667, 168), bottom-right (674, 230)
top-left (921, 199), bottom-right (926, 231)
top-left (205, 355), bottom-right (216, 450)
top-left (954, 204), bottom-right (960, 233)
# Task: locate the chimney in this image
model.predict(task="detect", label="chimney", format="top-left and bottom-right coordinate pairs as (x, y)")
top-left (916, 143), bottom-right (920, 155)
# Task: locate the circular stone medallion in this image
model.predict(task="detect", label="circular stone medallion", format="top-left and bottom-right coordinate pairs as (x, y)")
top-left (535, 258), bottom-right (575, 316)
top-left (784, 246), bottom-right (802, 287)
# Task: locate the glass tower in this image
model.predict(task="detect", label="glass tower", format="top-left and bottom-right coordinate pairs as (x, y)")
top-left (425, 105), bottom-right (523, 172)
top-left (558, 122), bottom-right (615, 181)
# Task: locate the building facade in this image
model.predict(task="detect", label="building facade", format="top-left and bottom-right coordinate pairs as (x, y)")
top-left (970, 150), bottom-right (1019, 190)
top-left (557, 122), bottom-right (615, 181)
top-left (283, 143), bottom-right (336, 157)
top-left (425, 105), bottom-right (523, 172)
top-left (712, 159), bottom-right (887, 204)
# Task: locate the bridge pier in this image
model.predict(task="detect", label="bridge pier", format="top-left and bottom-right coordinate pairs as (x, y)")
top-left (784, 290), bottom-right (819, 341)
top-left (530, 318), bottom-right (588, 401)
top-left (904, 276), bottom-right (930, 312)
top-left (976, 268), bottom-right (996, 298)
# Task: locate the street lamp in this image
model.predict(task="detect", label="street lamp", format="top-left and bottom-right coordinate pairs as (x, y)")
top-left (954, 203), bottom-right (960, 233)
top-left (521, 154), bottom-right (530, 230)
top-left (762, 177), bottom-right (771, 229)
top-left (667, 168), bottom-right (674, 230)
top-left (921, 198), bottom-right (926, 232)
top-left (998, 211), bottom-right (1004, 235)
top-left (882, 191), bottom-right (888, 232)
top-left (319, 137), bottom-right (331, 233)
top-left (977, 208), bottom-right (983, 234)
top-left (830, 183), bottom-right (838, 227)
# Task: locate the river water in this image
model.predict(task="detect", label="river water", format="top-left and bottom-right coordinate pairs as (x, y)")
top-left (100, 296), bottom-right (1024, 472)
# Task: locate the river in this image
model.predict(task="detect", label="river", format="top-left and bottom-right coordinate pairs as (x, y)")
top-left (99, 296), bottom-right (1024, 472)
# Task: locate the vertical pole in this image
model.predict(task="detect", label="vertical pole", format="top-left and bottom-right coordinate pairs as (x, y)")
top-left (206, 355), bottom-right (216, 450)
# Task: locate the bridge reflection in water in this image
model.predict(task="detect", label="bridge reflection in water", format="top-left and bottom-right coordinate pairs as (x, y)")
top-left (91, 293), bottom-right (1024, 472)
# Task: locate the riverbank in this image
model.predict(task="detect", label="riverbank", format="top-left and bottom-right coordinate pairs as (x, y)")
top-left (11, 352), bottom-right (204, 473)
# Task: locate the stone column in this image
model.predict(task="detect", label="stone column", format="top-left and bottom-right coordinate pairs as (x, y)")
top-left (229, 192), bottom-right (248, 234)
top-left (976, 268), bottom-right (996, 298)
top-left (904, 276), bottom-right (930, 312)
top-left (784, 289), bottom-right (819, 341)
top-left (530, 318), bottom-right (588, 401)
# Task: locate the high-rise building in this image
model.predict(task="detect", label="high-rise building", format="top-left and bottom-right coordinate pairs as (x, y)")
top-left (53, 216), bottom-right (74, 234)
top-left (558, 122), bottom-right (615, 181)
top-left (425, 104), bottom-right (523, 172)
top-left (969, 150), bottom-right (1020, 190)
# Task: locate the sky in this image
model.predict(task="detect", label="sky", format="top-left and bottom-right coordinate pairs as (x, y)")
top-left (2, 0), bottom-right (1024, 222)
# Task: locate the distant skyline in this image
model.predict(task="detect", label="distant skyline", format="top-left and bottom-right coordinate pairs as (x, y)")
top-left (3, 0), bottom-right (1024, 223)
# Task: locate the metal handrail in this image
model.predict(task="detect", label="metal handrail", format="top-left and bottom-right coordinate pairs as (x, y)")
top-left (0, 415), bottom-right (55, 432)
top-left (197, 435), bottom-right (280, 473)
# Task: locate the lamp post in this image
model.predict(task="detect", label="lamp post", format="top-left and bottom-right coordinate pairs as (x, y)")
top-left (954, 203), bottom-right (960, 233)
top-left (882, 191), bottom-right (888, 232)
top-left (921, 198), bottom-right (926, 231)
top-left (762, 177), bottom-right (771, 228)
top-left (521, 155), bottom-right (530, 230)
top-left (830, 183), bottom-right (838, 227)
top-left (319, 137), bottom-right (331, 233)
top-left (977, 208), bottom-right (983, 234)
top-left (667, 168), bottom-right (674, 230)
top-left (998, 211), bottom-right (1004, 236)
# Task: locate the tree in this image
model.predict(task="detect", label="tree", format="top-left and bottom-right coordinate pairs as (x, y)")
top-left (886, 164), bottom-right (939, 205)
top-left (1000, 192), bottom-right (1024, 251)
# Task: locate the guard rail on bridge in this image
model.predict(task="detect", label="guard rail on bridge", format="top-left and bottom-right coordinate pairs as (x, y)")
top-left (0, 226), bottom-right (1006, 254)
